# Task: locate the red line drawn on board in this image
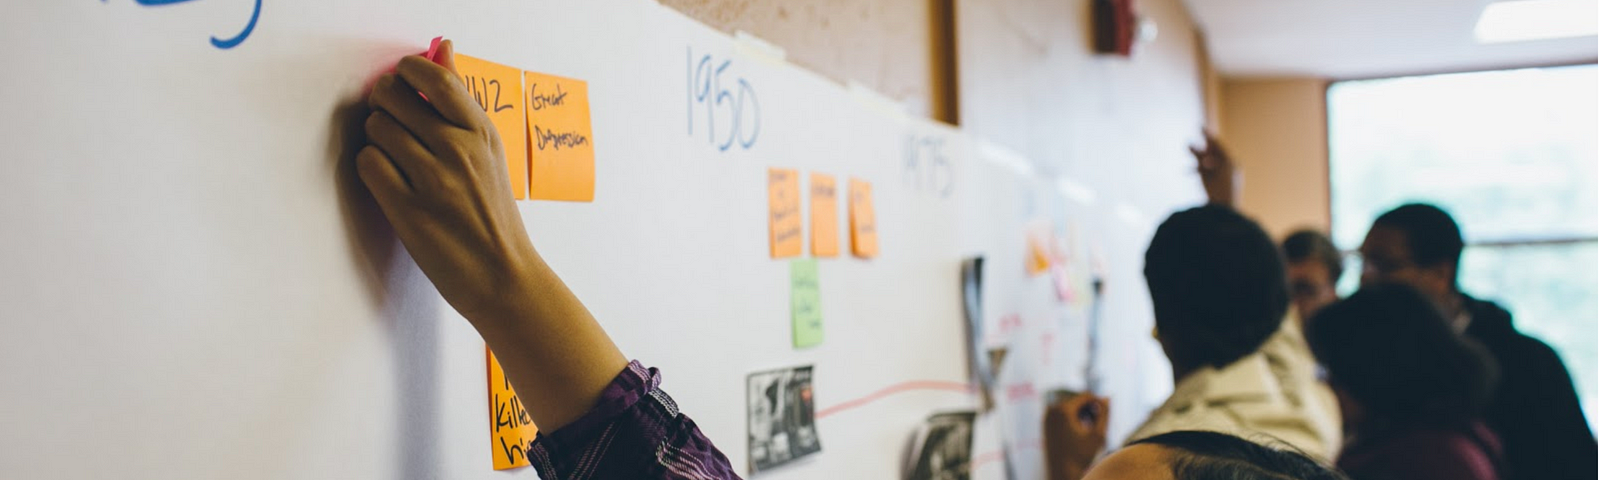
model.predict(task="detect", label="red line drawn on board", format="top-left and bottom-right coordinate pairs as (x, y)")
top-left (814, 380), bottom-right (974, 419)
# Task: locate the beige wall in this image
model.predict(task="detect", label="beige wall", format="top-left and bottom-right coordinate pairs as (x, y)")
top-left (1197, 32), bottom-right (1226, 135)
top-left (658, 0), bottom-right (956, 122)
top-left (1220, 77), bottom-right (1332, 239)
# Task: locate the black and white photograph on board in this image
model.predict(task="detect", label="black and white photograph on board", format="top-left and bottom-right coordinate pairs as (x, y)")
top-left (747, 365), bottom-right (820, 472)
top-left (906, 410), bottom-right (977, 480)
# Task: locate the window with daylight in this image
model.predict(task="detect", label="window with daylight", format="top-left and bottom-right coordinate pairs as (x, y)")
top-left (1328, 64), bottom-right (1598, 433)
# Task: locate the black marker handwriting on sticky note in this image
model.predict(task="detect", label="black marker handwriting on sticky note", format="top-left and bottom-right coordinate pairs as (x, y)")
top-left (527, 83), bottom-right (569, 111)
top-left (464, 75), bottom-right (516, 113)
top-left (532, 125), bottom-right (590, 151)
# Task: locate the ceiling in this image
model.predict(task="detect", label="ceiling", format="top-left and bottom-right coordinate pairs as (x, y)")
top-left (1184, 0), bottom-right (1598, 79)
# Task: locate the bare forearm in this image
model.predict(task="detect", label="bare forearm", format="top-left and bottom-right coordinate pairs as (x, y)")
top-left (468, 253), bottom-right (629, 431)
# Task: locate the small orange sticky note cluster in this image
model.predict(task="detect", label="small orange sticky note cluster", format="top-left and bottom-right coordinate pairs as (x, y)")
top-left (452, 53), bottom-right (596, 203)
top-left (488, 348), bottom-right (539, 470)
top-left (766, 172), bottom-right (876, 260)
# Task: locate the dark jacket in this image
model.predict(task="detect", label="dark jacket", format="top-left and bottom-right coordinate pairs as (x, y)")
top-left (1463, 295), bottom-right (1597, 480)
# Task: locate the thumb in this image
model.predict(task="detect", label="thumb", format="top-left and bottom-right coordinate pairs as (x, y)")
top-left (1091, 397), bottom-right (1110, 437)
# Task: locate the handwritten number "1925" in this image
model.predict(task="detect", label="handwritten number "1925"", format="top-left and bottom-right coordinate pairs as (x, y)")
top-left (687, 47), bottom-right (761, 152)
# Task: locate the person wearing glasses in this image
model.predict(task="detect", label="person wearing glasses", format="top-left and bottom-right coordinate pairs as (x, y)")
top-left (1358, 203), bottom-right (1596, 480)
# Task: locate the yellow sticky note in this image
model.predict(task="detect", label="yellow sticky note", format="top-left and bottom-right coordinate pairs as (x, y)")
top-left (810, 173), bottom-right (840, 257)
top-left (523, 72), bottom-right (596, 202)
top-left (769, 168), bottom-right (803, 258)
top-left (454, 54), bottom-right (529, 200)
top-left (488, 348), bottom-right (539, 470)
top-left (849, 179), bottom-right (879, 258)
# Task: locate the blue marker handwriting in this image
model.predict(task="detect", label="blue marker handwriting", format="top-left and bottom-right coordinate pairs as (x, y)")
top-left (687, 46), bottom-right (761, 152)
top-left (109, 0), bottom-right (262, 49)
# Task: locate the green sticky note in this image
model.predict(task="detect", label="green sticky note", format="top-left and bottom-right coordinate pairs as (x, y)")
top-left (791, 258), bottom-right (823, 348)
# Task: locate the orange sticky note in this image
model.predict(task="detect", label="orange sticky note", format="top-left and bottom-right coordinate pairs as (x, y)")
top-left (849, 179), bottom-right (879, 258)
top-left (1026, 236), bottom-right (1052, 276)
top-left (488, 348), bottom-right (539, 470)
top-left (523, 72), bottom-right (596, 202)
top-left (810, 173), bottom-right (840, 257)
top-left (769, 168), bottom-right (803, 258)
top-left (454, 54), bottom-right (529, 200)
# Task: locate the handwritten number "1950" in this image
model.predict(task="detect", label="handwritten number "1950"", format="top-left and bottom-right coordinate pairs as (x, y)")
top-left (687, 47), bottom-right (761, 152)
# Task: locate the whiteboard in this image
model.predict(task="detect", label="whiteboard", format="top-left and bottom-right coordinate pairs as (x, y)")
top-left (0, 1), bottom-right (1182, 478)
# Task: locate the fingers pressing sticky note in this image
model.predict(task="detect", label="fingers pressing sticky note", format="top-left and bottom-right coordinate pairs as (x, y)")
top-left (849, 179), bottom-right (878, 258)
top-left (791, 258), bottom-right (823, 348)
top-left (424, 36), bottom-right (445, 65)
top-left (488, 348), bottom-right (538, 470)
top-left (454, 54), bottom-right (529, 200)
top-left (769, 168), bottom-right (803, 258)
top-left (524, 72), bottom-right (596, 202)
top-left (809, 174), bottom-right (840, 257)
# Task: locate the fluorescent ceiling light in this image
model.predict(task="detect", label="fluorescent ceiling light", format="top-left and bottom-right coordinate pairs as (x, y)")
top-left (1475, 0), bottom-right (1598, 44)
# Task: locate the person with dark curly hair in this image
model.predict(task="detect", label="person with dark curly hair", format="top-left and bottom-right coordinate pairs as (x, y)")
top-left (1125, 431), bottom-right (1350, 480)
top-left (1118, 204), bottom-right (1341, 461)
top-left (1308, 284), bottom-right (1504, 480)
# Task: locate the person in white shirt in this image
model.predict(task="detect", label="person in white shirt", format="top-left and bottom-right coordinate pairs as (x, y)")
top-left (1122, 204), bottom-right (1342, 461)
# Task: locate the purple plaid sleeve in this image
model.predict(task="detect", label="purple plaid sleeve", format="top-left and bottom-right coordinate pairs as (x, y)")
top-left (528, 361), bottom-right (743, 480)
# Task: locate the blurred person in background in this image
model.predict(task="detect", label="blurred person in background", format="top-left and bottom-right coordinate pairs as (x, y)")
top-left (1307, 284), bottom-right (1504, 480)
top-left (1282, 230), bottom-right (1344, 323)
top-left (1360, 203), bottom-right (1596, 480)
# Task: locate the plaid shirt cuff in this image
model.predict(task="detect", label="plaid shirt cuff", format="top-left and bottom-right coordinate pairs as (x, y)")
top-left (528, 361), bottom-right (742, 480)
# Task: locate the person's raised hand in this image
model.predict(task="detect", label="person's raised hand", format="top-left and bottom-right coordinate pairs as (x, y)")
top-left (1044, 393), bottom-right (1110, 480)
top-left (355, 39), bottom-right (627, 431)
top-left (1191, 132), bottom-right (1239, 207)
top-left (357, 39), bottom-right (539, 323)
